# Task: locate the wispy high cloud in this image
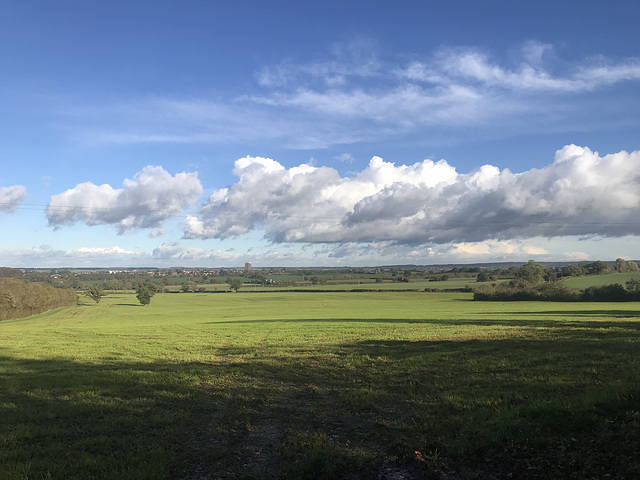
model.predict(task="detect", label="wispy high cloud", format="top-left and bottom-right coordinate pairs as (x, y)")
top-left (0, 185), bottom-right (27, 213)
top-left (58, 41), bottom-right (640, 150)
top-left (47, 166), bottom-right (202, 232)
top-left (399, 41), bottom-right (640, 92)
top-left (255, 37), bottom-right (381, 88)
top-left (183, 145), bottom-right (640, 245)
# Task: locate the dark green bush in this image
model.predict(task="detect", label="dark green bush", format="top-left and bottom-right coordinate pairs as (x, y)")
top-left (474, 281), bottom-right (640, 302)
top-left (581, 283), bottom-right (630, 302)
top-left (0, 278), bottom-right (77, 321)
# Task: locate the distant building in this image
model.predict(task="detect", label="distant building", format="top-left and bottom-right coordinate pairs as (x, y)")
top-left (244, 262), bottom-right (252, 271)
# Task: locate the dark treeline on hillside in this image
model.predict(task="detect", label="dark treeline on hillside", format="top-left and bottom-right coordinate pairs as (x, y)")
top-left (474, 281), bottom-right (640, 302)
top-left (0, 267), bottom-right (24, 278)
top-left (0, 278), bottom-right (77, 321)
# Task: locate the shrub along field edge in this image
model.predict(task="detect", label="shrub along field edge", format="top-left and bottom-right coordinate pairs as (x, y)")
top-left (473, 280), bottom-right (640, 301)
top-left (0, 278), bottom-right (77, 321)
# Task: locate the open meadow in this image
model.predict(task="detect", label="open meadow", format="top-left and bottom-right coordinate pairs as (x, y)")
top-left (1, 291), bottom-right (639, 479)
top-left (564, 271), bottom-right (640, 289)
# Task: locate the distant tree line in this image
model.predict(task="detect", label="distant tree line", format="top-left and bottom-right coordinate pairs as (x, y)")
top-left (0, 267), bottom-right (23, 278)
top-left (475, 258), bottom-right (639, 284)
top-left (474, 281), bottom-right (640, 302)
top-left (0, 278), bottom-right (77, 321)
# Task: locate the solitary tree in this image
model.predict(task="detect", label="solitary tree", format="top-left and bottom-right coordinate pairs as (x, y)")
top-left (181, 280), bottom-right (196, 293)
top-left (228, 278), bottom-right (243, 292)
top-left (85, 284), bottom-right (104, 304)
top-left (136, 282), bottom-right (156, 306)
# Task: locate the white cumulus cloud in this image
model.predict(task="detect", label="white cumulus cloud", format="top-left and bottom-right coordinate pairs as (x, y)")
top-left (47, 166), bottom-right (202, 232)
top-left (184, 146), bottom-right (640, 245)
top-left (0, 185), bottom-right (27, 213)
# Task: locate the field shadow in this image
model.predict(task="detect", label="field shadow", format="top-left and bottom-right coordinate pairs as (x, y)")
top-left (0, 355), bottom-right (205, 479)
top-left (1, 326), bottom-right (638, 479)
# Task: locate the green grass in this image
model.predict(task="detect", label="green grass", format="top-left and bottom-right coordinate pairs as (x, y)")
top-left (1, 292), bottom-right (638, 479)
top-left (564, 271), bottom-right (640, 289)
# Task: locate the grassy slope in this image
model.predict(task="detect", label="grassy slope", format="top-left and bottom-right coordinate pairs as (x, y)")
top-left (564, 271), bottom-right (640, 289)
top-left (1, 292), bottom-right (639, 479)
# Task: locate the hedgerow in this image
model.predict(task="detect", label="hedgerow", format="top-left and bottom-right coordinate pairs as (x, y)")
top-left (473, 281), bottom-right (640, 302)
top-left (0, 278), bottom-right (77, 321)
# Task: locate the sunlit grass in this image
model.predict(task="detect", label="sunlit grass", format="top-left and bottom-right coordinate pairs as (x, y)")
top-left (564, 271), bottom-right (640, 289)
top-left (1, 292), bottom-right (638, 478)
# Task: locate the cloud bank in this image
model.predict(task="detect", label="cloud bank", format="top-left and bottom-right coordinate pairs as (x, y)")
top-left (184, 145), bottom-right (640, 245)
top-left (0, 242), bottom-right (309, 268)
top-left (47, 166), bottom-right (202, 232)
top-left (0, 185), bottom-right (27, 213)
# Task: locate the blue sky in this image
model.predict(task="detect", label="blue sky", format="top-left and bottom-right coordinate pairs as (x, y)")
top-left (1, 0), bottom-right (640, 268)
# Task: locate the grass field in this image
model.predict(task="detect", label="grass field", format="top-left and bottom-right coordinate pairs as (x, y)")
top-left (1, 292), bottom-right (639, 479)
top-left (564, 271), bottom-right (640, 289)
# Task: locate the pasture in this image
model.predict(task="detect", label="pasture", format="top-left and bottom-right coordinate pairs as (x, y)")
top-left (564, 271), bottom-right (640, 289)
top-left (1, 291), bottom-right (638, 479)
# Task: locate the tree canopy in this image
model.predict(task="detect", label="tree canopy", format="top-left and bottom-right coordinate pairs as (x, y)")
top-left (85, 284), bottom-right (104, 304)
top-left (514, 260), bottom-right (549, 285)
top-left (228, 278), bottom-right (243, 292)
top-left (1, 278), bottom-right (77, 321)
top-left (136, 282), bottom-right (156, 306)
